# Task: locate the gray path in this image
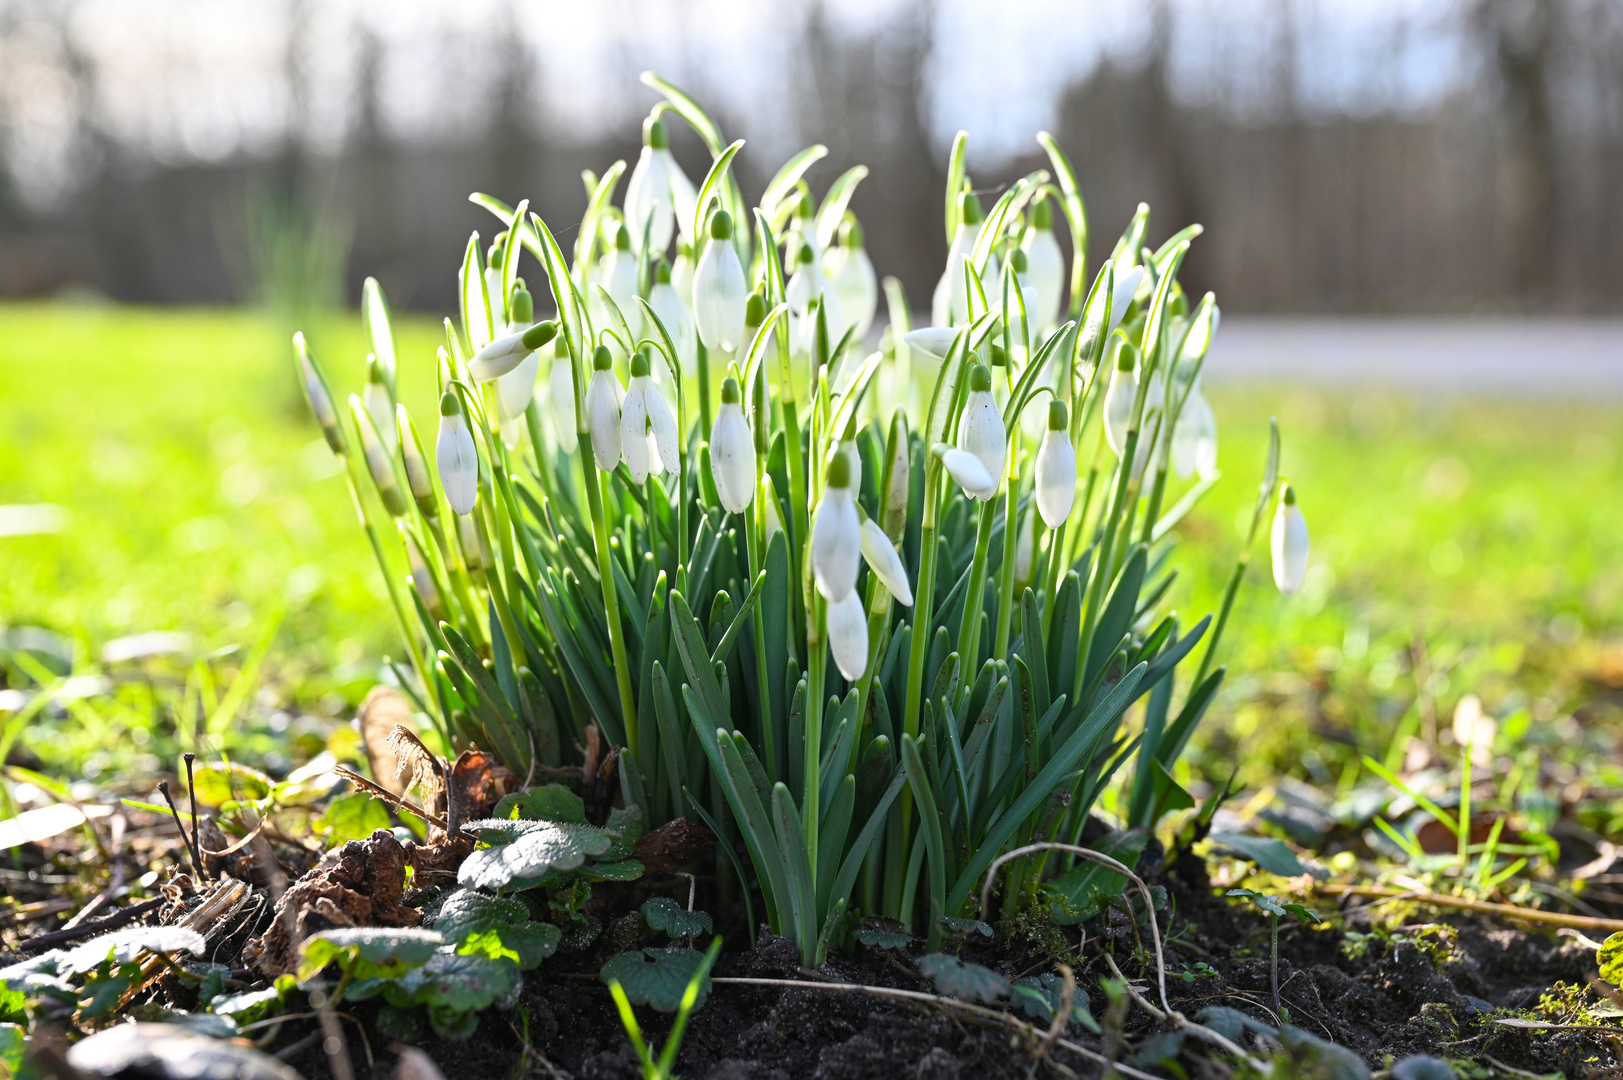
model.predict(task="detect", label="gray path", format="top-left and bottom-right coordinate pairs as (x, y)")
top-left (1203, 317), bottom-right (1623, 396)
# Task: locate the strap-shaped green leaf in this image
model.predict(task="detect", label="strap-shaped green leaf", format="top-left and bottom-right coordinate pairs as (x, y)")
top-left (1084, 546), bottom-right (1146, 691)
top-left (900, 734), bottom-right (948, 946)
top-left (670, 590), bottom-right (727, 721)
top-left (770, 782), bottom-right (816, 951)
top-left (814, 165), bottom-right (868, 248)
top-left (692, 138), bottom-right (746, 245)
top-left (759, 144), bottom-right (828, 224)
top-left (1019, 589), bottom-right (1051, 717)
top-left (815, 775), bottom-right (855, 914)
top-left (1036, 132), bottom-right (1090, 317)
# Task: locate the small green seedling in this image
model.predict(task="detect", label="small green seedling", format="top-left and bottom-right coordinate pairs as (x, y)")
top-left (608, 937), bottom-right (722, 1080)
top-left (1226, 889), bottom-right (1321, 1015)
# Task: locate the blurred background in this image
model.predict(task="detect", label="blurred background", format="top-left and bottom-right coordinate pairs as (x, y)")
top-left (2, 0), bottom-right (1623, 793)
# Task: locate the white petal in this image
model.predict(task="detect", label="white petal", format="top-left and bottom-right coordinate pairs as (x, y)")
top-left (1023, 227), bottom-right (1065, 331)
top-left (826, 590), bottom-right (870, 682)
top-left (828, 247), bottom-right (878, 340)
top-left (1110, 265), bottom-right (1145, 333)
top-left (645, 383), bottom-right (680, 477)
top-left (436, 413), bottom-right (479, 516)
top-left (957, 391), bottom-right (1006, 490)
top-left (547, 351), bottom-right (578, 454)
top-left (621, 380), bottom-right (651, 483)
top-left (903, 327), bottom-right (959, 364)
top-left (469, 330), bottom-right (531, 381)
top-left (586, 369), bottom-right (622, 470)
top-left (1035, 430), bottom-right (1076, 529)
top-left (1014, 507), bottom-right (1035, 581)
top-left (364, 381), bottom-right (396, 453)
top-left (1104, 367), bottom-right (1136, 456)
top-left (1271, 502), bottom-right (1309, 596)
top-left (710, 404), bottom-right (755, 514)
top-left (940, 447), bottom-right (997, 501)
top-left (860, 519), bottom-right (912, 606)
top-left (811, 487), bottom-right (862, 601)
top-left (624, 146), bottom-right (674, 255)
top-left (603, 250), bottom-right (640, 332)
top-left (496, 350), bottom-right (539, 422)
top-left (663, 149), bottom-right (698, 241)
top-left (694, 241), bottom-right (746, 352)
top-left (649, 283), bottom-right (696, 372)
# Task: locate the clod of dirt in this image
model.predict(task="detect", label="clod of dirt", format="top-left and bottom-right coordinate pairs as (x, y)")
top-left (631, 816), bottom-right (716, 877)
top-left (66, 1022), bottom-right (304, 1079)
top-left (243, 828), bottom-right (420, 978)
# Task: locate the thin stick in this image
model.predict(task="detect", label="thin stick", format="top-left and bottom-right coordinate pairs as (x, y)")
top-left (1102, 953), bottom-right (1267, 1070)
top-left (332, 767), bottom-right (450, 831)
top-left (183, 754), bottom-right (205, 880)
top-left (156, 781), bottom-right (201, 876)
top-left (17, 898), bottom-right (165, 952)
top-left (1315, 883), bottom-right (1623, 932)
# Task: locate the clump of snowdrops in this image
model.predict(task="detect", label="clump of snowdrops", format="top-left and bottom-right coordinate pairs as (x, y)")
top-left (295, 73), bottom-right (1310, 964)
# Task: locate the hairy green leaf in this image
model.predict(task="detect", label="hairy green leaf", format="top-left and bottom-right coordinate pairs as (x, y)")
top-left (917, 953), bottom-right (1009, 1003)
top-left (600, 947), bottom-right (713, 1012)
top-left (459, 818), bottom-right (614, 891)
top-left (642, 897), bottom-right (714, 939)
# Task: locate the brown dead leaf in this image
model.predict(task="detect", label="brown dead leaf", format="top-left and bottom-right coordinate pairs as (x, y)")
top-left (632, 817), bottom-right (716, 877)
top-left (360, 686), bottom-right (418, 796)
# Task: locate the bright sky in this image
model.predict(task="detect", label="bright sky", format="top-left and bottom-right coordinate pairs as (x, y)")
top-left (0, 0), bottom-right (1477, 208)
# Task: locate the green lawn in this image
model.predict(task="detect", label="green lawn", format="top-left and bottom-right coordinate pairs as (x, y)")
top-left (1, 302), bottom-right (1616, 786)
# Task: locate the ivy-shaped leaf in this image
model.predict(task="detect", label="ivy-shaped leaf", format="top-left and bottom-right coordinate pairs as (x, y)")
top-left (494, 784), bottom-right (587, 824)
top-left (1208, 832), bottom-right (1308, 878)
top-left (939, 916), bottom-right (994, 939)
top-left (600, 804), bottom-right (645, 861)
top-left (432, 889), bottom-right (561, 970)
top-left (585, 860), bottom-right (646, 882)
top-left (297, 928), bottom-right (443, 984)
top-left (641, 897), bottom-right (714, 939)
top-left (459, 818), bottom-right (614, 891)
top-left (917, 954), bottom-right (1010, 1003)
top-left (314, 792), bottom-right (392, 846)
top-left (1011, 974), bottom-right (1099, 1033)
top-left (59, 927), bottom-right (206, 976)
top-left (1598, 931), bottom-right (1623, 986)
top-left (853, 929), bottom-right (913, 950)
top-left (600, 947), bottom-right (712, 1012)
top-left (363, 947), bottom-right (522, 1041)
top-left (210, 980), bottom-right (293, 1025)
top-left (78, 964), bottom-right (140, 1018)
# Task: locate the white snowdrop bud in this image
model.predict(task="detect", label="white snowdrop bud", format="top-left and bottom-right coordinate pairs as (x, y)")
top-left (406, 533), bottom-right (445, 621)
top-left (601, 225), bottom-right (640, 332)
top-left (1021, 198), bottom-right (1065, 332)
top-left (648, 260), bottom-right (697, 373)
top-left (1172, 385), bottom-right (1219, 481)
top-left (295, 334), bottom-right (346, 455)
top-left (436, 392), bottom-right (479, 516)
top-left (620, 351), bottom-right (661, 484)
top-left (1104, 346), bottom-right (1138, 456)
top-left (585, 345), bottom-right (624, 471)
top-left (940, 447), bottom-right (997, 501)
top-left (825, 218), bottom-right (878, 340)
top-left (625, 117), bottom-right (677, 255)
top-left (397, 405), bottom-right (437, 518)
top-left (812, 449), bottom-right (862, 601)
top-left (955, 363), bottom-right (1005, 499)
top-left (1109, 257), bottom-right (1144, 335)
top-left (1014, 505), bottom-right (1035, 582)
top-left (710, 376), bottom-right (755, 514)
top-left (352, 394), bottom-right (405, 517)
top-left (545, 341), bottom-right (578, 454)
top-left (1035, 400), bottom-right (1076, 529)
top-left (1271, 483), bottom-right (1309, 596)
top-left (671, 240), bottom-right (696, 307)
top-left (469, 320), bottom-right (559, 382)
top-left (788, 240), bottom-right (844, 358)
top-left (931, 192), bottom-right (984, 327)
top-left (643, 363), bottom-right (680, 478)
top-left (495, 285), bottom-right (540, 424)
top-left (694, 211), bottom-right (747, 353)
top-left (860, 518), bottom-right (913, 606)
top-left (826, 590), bottom-right (869, 682)
top-left (364, 355), bottom-right (396, 454)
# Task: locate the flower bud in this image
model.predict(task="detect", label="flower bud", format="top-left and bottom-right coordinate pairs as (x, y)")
top-left (940, 446), bottom-right (997, 500)
top-left (826, 217), bottom-right (878, 340)
top-left (406, 533), bottom-right (446, 621)
top-left (585, 345), bottom-right (624, 470)
top-left (1104, 344), bottom-right (1138, 456)
top-left (1022, 196), bottom-right (1065, 331)
top-left (1271, 484), bottom-right (1309, 596)
top-left (882, 409), bottom-right (910, 543)
top-left (365, 354), bottom-right (397, 454)
top-left (710, 376), bottom-right (755, 514)
top-left (860, 518), bottom-right (913, 606)
top-left (351, 394), bottom-right (405, 517)
top-left (294, 333), bottom-right (346, 455)
top-left (469, 319), bottom-right (557, 382)
top-left (649, 260), bottom-right (697, 372)
top-left (812, 449), bottom-right (862, 601)
top-left (956, 363), bottom-right (1005, 499)
top-left (546, 341), bottom-right (578, 454)
top-left (397, 405), bottom-right (437, 518)
top-left (1034, 400), bottom-right (1076, 529)
top-left (826, 590), bottom-right (869, 682)
top-left (694, 211), bottom-right (747, 352)
top-left (626, 118), bottom-right (677, 254)
top-left (436, 392), bottom-right (479, 516)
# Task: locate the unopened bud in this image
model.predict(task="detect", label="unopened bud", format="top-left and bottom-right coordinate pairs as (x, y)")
top-left (294, 333), bottom-right (346, 455)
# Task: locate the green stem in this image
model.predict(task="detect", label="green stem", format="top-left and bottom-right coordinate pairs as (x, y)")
top-left (992, 475), bottom-right (1020, 660)
top-left (584, 463), bottom-right (639, 755)
top-left (747, 481), bottom-right (776, 783)
top-left (803, 592), bottom-right (825, 890)
top-left (696, 340), bottom-right (713, 442)
top-left (1192, 555), bottom-right (1248, 689)
top-left (956, 498), bottom-right (998, 676)
top-left (902, 460), bottom-right (945, 740)
top-left (1270, 915), bottom-right (1281, 1014)
top-left (1076, 428), bottom-right (1140, 698)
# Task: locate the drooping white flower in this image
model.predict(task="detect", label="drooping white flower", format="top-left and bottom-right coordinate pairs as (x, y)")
top-left (545, 342), bottom-right (578, 454)
top-left (1021, 197), bottom-right (1066, 332)
top-left (584, 345), bottom-right (624, 471)
top-left (671, 240), bottom-right (696, 308)
top-left (1035, 400), bottom-right (1076, 528)
top-left (364, 355), bottom-right (396, 453)
top-left (940, 447), bottom-right (997, 501)
top-left (1104, 349), bottom-right (1138, 456)
top-left (838, 438), bottom-right (861, 497)
top-left (955, 362), bottom-right (1006, 499)
top-left (620, 351), bottom-right (663, 484)
top-left (1172, 384), bottom-right (1219, 481)
top-left (811, 449), bottom-right (862, 601)
top-left (600, 224), bottom-right (640, 335)
top-left (469, 320), bottom-right (559, 382)
top-left (788, 240), bottom-right (846, 358)
top-left (826, 590), bottom-right (869, 682)
top-left (647, 260), bottom-right (696, 373)
top-left (295, 333), bottom-right (345, 454)
top-left (1271, 484), bottom-right (1309, 596)
top-left (495, 286), bottom-right (541, 425)
top-left (710, 376), bottom-right (755, 514)
top-left (902, 326), bottom-right (959, 364)
top-left (397, 405), bottom-right (437, 518)
top-left (436, 392), bottom-right (479, 516)
top-left (644, 368), bottom-right (679, 477)
top-left (693, 210), bottom-right (747, 353)
top-left (1106, 256), bottom-right (1145, 335)
top-left (860, 518), bottom-right (912, 606)
top-left (351, 394), bottom-right (405, 517)
top-left (931, 192), bottom-right (985, 328)
top-left (624, 118), bottom-right (683, 256)
top-left (824, 218), bottom-right (878, 340)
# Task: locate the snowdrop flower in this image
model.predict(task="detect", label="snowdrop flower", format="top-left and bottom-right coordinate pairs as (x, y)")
top-left (1002, 248), bottom-right (1039, 340)
top-left (792, 191), bottom-right (820, 262)
top-left (812, 449), bottom-right (862, 601)
top-left (352, 394), bottom-right (405, 517)
top-left (545, 341), bottom-right (578, 454)
top-left (955, 362), bottom-right (1005, 499)
top-left (825, 218), bottom-right (878, 340)
top-left (622, 351), bottom-right (678, 483)
top-left (456, 510), bottom-right (490, 572)
top-left (600, 224), bottom-right (640, 332)
top-left (1104, 346), bottom-right (1138, 456)
top-left (397, 405), bottom-right (437, 518)
top-left (902, 327), bottom-right (958, 365)
top-left (1014, 507), bottom-right (1035, 582)
top-left (406, 533), bottom-right (446, 621)
top-left (1035, 400), bottom-right (1076, 528)
top-left (931, 192), bottom-right (984, 328)
top-left (694, 211), bottom-right (747, 353)
top-left (710, 376), bottom-right (755, 514)
top-left (647, 260), bottom-right (697, 374)
top-left (585, 345), bottom-right (624, 471)
top-left (826, 590), bottom-right (869, 682)
top-left (1172, 384), bottom-right (1219, 481)
top-left (624, 117), bottom-right (694, 256)
top-left (295, 334), bottom-right (345, 454)
top-left (495, 285), bottom-right (541, 426)
top-left (1101, 256), bottom-right (1145, 335)
top-left (788, 240), bottom-right (845, 357)
top-left (838, 438), bottom-right (861, 497)
top-left (940, 447), bottom-right (997, 501)
top-left (671, 240), bottom-right (696, 308)
top-left (468, 320), bottom-right (559, 382)
top-left (860, 518), bottom-right (912, 606)
top-left (1271, 483), bottom-right (1309, 596)
top-left (365, 355), bottom-right (396, 453)
top-left (436, 392), bottom-right (479, 516)
top-left (1021, 197), bottom-right (1065, 332)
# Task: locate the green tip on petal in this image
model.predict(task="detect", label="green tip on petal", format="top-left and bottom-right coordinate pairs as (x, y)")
top-left (655, 259), bottom-right (671, 284)
top-left (1115, 343), bottom-right (1137, 371)
top-left (969, 363), bottom-right (991, 391)
top-left (989, 344), bottom-right (1008, 368)
top-left (796, 241), bottom-right (813, 265)
top-left (1010, 248), bottom-right (1027, 274)
top-left (630, 350), bottom-right (650, 378)
top-left (615, 223), bottom-right (631, 250)
top-left (720, 375), bottom-right (741, 404)
top-left (1032, 198), bottom-right (1052, 229)
top-left (1282, 483), bottom-right (1296, 505)
top-left (1048, 399), bottom-right (1068, 430)
top-left (644, 116), bottom-right (668, 149)
top-left (510, 285), bottom-right (534, 324)
top-left (488, 237), bottom-right (505, 268)
top-left (709, 210), bottom-right (733, 241)
top-left (594, 345), bottom-right (613, 371)
top-left (366, 354), bottom-right (384, 383)
top-left (798, 191), bottom-right (815, 218)
top-left (745, 292), bottom-right (766, 326)
top-left (827, 447), bottom-right (851, 489)
top-left (960, 191), bottom-right (984, 226)
top-left (440, 391), bottom-right (461, 417)
top-left (842, 218), bottom-right (865, 249)
top-left (522, 320), bottom-right (559, 350)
